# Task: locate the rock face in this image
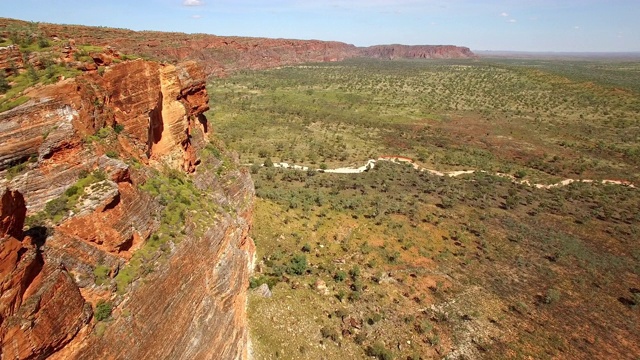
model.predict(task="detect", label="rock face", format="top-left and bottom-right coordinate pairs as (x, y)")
top-left (64, 167), bottom-right (255, 360)
top-left (0, 53), bottom-right (255, 359)
top-left (360, 45), bottom-right (476, 59)
top-left (0, 44), bottom-right (23, 75)
top-left (0, 59), bottom-right (209, 212)
top-left (0, 188), bottom-right (92, 360)
top-left (0, 189), bottom-right (26, 238)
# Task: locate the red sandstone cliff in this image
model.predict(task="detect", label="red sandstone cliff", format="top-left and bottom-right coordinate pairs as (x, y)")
top-left (0, 49), bottom-right (254, 358)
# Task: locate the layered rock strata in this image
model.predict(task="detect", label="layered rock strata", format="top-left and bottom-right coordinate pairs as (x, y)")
top-left (0, 56), bottom-right (255, 359)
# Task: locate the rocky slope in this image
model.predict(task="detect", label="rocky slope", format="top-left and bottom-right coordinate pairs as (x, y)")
top-left (0, 33), bottom-right (254, 359)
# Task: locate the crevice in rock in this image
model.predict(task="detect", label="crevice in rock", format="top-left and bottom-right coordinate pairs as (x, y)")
top-left (117, 235), bottom-right (134, 252)
top-left (147, 91), bottom-right (164, 158)
top-left (40, 142), bottom-right (76, 161)
top-left (101, 193), bottom-right (121, 212)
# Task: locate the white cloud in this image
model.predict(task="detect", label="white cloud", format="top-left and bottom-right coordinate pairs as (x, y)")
top-left (574, 25), bottom-right (580, 29)
top-left (508, 19), bottom-right (516, 23)
top-left (183, 0), bottom-right (205, 6)
top-left (191, 14), bottom-right (202, 19)
top-left (500, 12), bottom-right (508, 17)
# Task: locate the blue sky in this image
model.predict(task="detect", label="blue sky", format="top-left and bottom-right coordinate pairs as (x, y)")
top-left (2, 0), bottom-right (639, 52)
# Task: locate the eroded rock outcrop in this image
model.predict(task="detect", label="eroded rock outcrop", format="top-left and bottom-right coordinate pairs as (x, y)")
top-left (0, 188), bottom-right (91, 359)
top-left (0, 44), bottom-right (23, 75)
top-left (0, 59), bottom-right (209, 212)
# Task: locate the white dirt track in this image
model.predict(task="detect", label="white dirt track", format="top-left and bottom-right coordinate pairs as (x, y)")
top-left (267, 156), bottom-right (636, 190)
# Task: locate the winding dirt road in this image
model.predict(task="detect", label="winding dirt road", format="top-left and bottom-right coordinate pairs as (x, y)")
top-left (270, 156), bottom-right (636, 189)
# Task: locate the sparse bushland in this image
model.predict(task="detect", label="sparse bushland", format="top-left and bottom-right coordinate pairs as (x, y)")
top-left (210, 58), bottom-right (640, 184)
top-left (225, 59), bottom-right (640, 359)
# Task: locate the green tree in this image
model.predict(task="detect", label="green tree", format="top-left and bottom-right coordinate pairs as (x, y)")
top-left (27, 65), bottom-right (39, 82)
top-left (286, 254), bottom-right (307, 275)
top-left (38, 37), bottom-right (50, 48)
top-left (0, 72), bottom-right (10, 94)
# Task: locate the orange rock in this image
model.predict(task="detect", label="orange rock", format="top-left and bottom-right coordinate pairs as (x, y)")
top-left (0, 189), bottom-right (90, 359)
top-left (0, 189), bottom-right (26, 239)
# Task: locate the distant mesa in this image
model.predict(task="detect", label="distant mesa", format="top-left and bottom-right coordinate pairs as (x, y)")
top-left (360, 45), bottom-right (476, 60)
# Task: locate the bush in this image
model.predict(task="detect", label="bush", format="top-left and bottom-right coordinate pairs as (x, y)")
top-left (543, 289), bottom-right (561, 304)
top-left (263, 157), bottom-right (274, 167)
top-left (64, 185), bottom-right (79, 197)
top-left (44, 196), bottom-right (68, 217)
top-left (334, 270), bottom-right (347, 282)
top-left (105, 150), bottom-right (119, 159)
top-left (27, 65), bottom-right (39, 82)
top-left (416, 320), bottom-right (433, 334)
top-left (38, 37), bottom-right (50, 48)
top-left (320, 326), bottom-right (339, 342)
top-left (6, 162), bottom-right (27, 179)
top-left (113, 124), bottom-right (125, 134)
top-left (94, 265), bottom-right (110, 285)
top-left (286, 254), bottom-right (307, 275)
top-left (94, 300), bottom-right (113, 321)
top-left (0, 72), bottom-right (10, 94)
top-left (349, 266), bottom-right (360, 279)
top-left (365, 342), bottom-right (394, 360)
top-left (514, 169), bottom-right (527, 179)
top-left (367, 313), bottom-right (382, 325)
top-left (249, 275), bottom-right (278, 290)
top-left (96, 127), bottom-right (111, 139)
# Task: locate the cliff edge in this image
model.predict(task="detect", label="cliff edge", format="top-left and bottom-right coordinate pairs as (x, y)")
top-left (0, 18), bottom-right (474, 79)
top-left (0, 28), bottom-right (254, 359)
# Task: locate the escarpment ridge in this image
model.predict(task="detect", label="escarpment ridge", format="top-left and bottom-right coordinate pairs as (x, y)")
top-left (0, 18), bottom-right (475, 78)
top-left (1, 23), bottom-right (254, 358)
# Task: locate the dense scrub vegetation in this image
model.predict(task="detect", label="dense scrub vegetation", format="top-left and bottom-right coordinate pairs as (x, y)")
top-left (210, 58), bottom-right (640, 359)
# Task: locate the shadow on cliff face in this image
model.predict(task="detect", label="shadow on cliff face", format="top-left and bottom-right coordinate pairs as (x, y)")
top-left (24, 226), bottom-right (50, 248)
top-left (198, 113), bottom-right (208, 133)
top-left (147, 92), bottom-right (164, 158)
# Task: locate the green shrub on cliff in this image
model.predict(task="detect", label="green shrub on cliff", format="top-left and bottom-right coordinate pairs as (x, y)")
top-left (94, 265), bottom-right (110, 286)
top-left (94, 300), bottom-right (113, 321)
